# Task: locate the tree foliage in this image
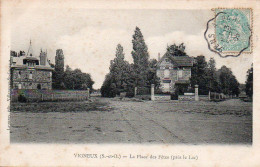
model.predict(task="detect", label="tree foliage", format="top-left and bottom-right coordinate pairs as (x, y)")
top-left (101, 28), bottom-right (159, 97)
top-left (131, 27), bottom-right (150, 87)
top-left (101, 44), bottom-right (135, 97)
top-left (165, 43), bottom-right (187, 57)
top-left (206, 58), bottom-right (220, 93)
top-left (245, 64), bottom-right (253, 98)
top-left (53, 49), bottom-right (65, 89)
top-left (218, 65), bottom-right (240, 96)
top-left (147, 59), bottom-right (160, 87)
top-left (52, 49), bottom-right (94, 90)
top-left (190, 56), bottom-right (240, 96)
top-left (190, 56), bottom-right (209, 95)
top-left (63, 66), bottom-right (94, 90)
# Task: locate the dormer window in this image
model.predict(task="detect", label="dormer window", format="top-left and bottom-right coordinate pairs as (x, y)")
top-left (28, 62), bottom-right (35, 67)
top-left (23, 58), bottom-right (39, 66)
top-left (164, 69), bottom-right (170, 78)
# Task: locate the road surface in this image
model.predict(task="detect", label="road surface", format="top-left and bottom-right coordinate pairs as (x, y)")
top-left (10, 98), bottom-right (252, 144)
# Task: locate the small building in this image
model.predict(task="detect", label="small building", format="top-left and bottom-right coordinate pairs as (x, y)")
top-left (10, 41), bottom-right (54, 90)
top-left (156, 53), bottom-right (193, 93)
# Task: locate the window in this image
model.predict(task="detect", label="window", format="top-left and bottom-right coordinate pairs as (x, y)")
top-left (164, 69), bottom-right (170, 78)
top-left (178, 70), bottom-right (183, 78)
top-left (18, 83), bottom-right (22, 89)
top-left (29, 72), bottom-right (32, 79)
top-left (27, 62), bottom-right (35, 67)
top-left (165, 58), bottom-right (169, 62)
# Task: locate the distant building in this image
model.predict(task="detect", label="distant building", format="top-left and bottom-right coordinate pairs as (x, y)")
top-left (10, 41), bottom-right (54, 90)
top-left (156, 53), bottom-right (194, 93)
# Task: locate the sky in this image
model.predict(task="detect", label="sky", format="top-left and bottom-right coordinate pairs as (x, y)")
top-left (10, 9), bottom-right (253, 89)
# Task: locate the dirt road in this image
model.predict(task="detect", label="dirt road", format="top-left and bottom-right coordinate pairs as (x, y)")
top-left (10, 98), bottom-right (252, 144)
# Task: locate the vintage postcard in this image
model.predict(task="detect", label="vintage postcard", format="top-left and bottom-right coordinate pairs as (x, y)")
top-left (0, 0), bottom-right (260, 166)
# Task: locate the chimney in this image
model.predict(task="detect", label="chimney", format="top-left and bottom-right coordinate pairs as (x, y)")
top-left (40, 50), bottom-right (46, 66)
top-left (158, 53), bottom-right (161, 61)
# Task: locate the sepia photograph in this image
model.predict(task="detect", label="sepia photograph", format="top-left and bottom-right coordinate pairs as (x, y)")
top-left (9, 8), bottom-right (253, 144)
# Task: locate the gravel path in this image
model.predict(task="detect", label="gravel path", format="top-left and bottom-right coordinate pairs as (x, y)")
top-left (10, 98), bottom-right (252, 144)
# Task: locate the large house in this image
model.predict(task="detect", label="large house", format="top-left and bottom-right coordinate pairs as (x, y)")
top-left (156, 53), bottom-right (194, 93)
top-left (10, 41), bottom-right (54, 90)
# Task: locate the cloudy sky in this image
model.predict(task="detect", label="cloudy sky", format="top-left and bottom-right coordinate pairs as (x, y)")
top-left (10, 8), bottom-right (253, 89)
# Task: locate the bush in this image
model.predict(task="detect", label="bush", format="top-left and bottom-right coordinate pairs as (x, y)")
top-left (171, 94), bottom-right (178, 100)
top-left (126, 91), bottom-right (134, 98)
top-left (18, 94), bottom-right (27, 102)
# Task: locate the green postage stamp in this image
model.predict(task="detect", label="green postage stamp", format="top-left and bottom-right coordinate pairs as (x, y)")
top-left (205, 8), bottom-right (252, 57)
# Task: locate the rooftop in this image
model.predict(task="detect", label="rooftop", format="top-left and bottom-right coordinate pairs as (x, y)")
top-left (169, 56), bottom-right (194, 67)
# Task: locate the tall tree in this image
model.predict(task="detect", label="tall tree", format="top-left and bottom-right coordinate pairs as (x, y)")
top-left (109, 44), bottom-right (128, 94)
top-left (147, 59), bottom-right (160, 87)
top-left (245, 64), bottom-right (253, 98)
top-left (206, 57), bottom-right (220, 93)
top-left (190, 55), bottom-right (209, 95)
top-left (53, 49), bottom-right (65, 89)
top-left (101, 44), bottom-right (134, 97)
top-left (218, 65), bottom-right (240, 96)
top-left (131, 27), bottom-right (150, 87)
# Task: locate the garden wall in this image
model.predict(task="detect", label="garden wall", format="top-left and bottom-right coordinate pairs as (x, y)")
top-left (178, 95), bottom-right (209, 101)
top-left (154, 95), bottom-right (171, 101)
top-left (11, 89), bottom-right (89, 102)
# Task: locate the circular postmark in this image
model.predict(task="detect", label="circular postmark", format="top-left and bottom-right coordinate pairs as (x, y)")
top-left (204, 8), bottom-right (252, 58)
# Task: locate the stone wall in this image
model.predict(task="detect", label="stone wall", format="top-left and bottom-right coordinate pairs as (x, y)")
top-left (11, 89), bottom-right (89, 102)
top-left (154, 95), bottom-right (171, 101)
top-left (12, 69), bottom-right (52, 89)
top-left (178, 95), bottom-right (195, 101)
top-left (178, 95), bottom-right (210, 101)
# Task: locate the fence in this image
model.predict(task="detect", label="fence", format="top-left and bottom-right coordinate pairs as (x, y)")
top-left (136, 86), bottom-right (151, 95)
top-left (209, 92), bottom-right (226, 101)
top-left (11, 89), bottom-right (90, 102)
top-left (178, 95), bottom-right (195, 101)
top-left (134, 86), bottom-right (227, 102)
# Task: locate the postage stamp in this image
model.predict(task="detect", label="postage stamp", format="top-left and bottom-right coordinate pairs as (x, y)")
top-left (205, 8), bottom-right (252, 57)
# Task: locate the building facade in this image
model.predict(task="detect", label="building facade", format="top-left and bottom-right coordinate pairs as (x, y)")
top-left (10, 42), bottom-right (54, 90)
top-left (156, 54), bottom-right (193, 93)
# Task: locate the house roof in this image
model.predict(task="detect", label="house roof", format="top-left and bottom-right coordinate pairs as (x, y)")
top-left (11, 41), bottom-right (52, 68)
top-left (157, 53), bottom-right (194, 67)
top-left (11, 65), bottom-right (53, 70)
top-left (168, 56), bottom-right (193, 67)
top-left (23, 56), bottom-right (39, 61)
